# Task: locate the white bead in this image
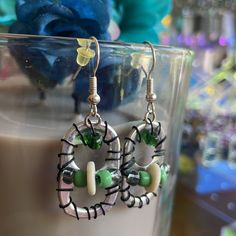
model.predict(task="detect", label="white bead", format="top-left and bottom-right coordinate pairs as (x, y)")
top-left (145, 163), bottom-right (161, 193)
top-left (87, 161), bottom-right (96, 196)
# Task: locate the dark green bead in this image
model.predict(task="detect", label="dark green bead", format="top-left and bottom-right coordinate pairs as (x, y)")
top-left (85, 132), bottom-right (103, 150)
top-left (96, 169), bottom-right (113, 188)
top-left (140, 129), bottom-right (159, 147)
top-left (75, 128), bottom-right (103, 150)
top-left (139, 171), bottom-right (151, 187)
top-left (73, 170), bottom-right (87, 187)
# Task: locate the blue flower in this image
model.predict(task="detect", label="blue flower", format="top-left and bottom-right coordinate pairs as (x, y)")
top-left (9, 38), bottom-right (77, 88)
top-left (73, 51), bottom-right (140, 110)
top-left (9, 0), bottom-right (111, 89)
top-left (8, 0), bottom-right (145, 110)
top-left (10, 0), bottom-right (111, 39)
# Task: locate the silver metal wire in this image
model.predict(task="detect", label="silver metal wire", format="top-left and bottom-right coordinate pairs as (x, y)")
top-left (143, 41), bottom-right (157, 123)
top-left (85, 37), bottom-right (102, 125)
top-left (58, 121), bottom-right (120, 219)
top-left (90, 36), bottom-right (100, 77)
top-left (143, 41), bottom-right (156, 78)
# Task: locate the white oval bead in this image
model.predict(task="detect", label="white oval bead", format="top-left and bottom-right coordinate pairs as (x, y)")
top-left (87, 161), bottom-right (96, 196)
top-left (145, 163), bottom-right (161, 193)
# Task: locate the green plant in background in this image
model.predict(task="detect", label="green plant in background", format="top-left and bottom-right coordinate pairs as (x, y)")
top-left (213, 55), bottom-right (236, 84)
top-left (221, 226), bottom-right (236, 236)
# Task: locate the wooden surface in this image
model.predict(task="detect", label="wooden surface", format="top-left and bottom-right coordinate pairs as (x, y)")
top-left (170, 183), bottom-right (236, 236)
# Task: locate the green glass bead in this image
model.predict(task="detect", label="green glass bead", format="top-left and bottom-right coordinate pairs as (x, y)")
top-left (160, 164), bottom-right (169, 185)
top-left (139, 171), bottom-right (151, 187)
top-left (75, 128), bottom-right (103, 150)
top-left (85, 132), bottom-right (103, 150)
top-left (140, 129), bottom-right (159, 147)
top-left (73, 170), bottom-right (87, 187)
top-left (96, 169), bottom-right (113, 189)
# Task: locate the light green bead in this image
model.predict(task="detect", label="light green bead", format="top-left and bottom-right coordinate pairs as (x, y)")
top-left (139, 171), bottom-right (151, 187)
top-left (96, 169), bottom-right (113, 189)
top-left (160, 167), bottom-right (168, 185)
top-left (73, 170), bottom-right (87, 187)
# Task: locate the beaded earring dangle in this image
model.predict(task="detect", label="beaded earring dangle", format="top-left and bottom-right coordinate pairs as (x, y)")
top-left (57, 37), bottom-right (121, 220)
top-left (120, 42), bottom-right (170, 209)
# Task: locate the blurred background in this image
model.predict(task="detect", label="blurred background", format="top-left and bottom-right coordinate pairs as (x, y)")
top-left (1, 0), bottom-right (236, 235)
top-left (160, 1), bottom-right (236, 235)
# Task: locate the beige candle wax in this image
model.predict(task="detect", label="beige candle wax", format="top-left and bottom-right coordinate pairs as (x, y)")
top-left (0, 76), bottom-right (167, 236)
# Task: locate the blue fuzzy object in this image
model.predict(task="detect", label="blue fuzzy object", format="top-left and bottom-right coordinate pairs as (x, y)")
top-left (8, 0), bottom-right (169, 110)
top-left (9, 0), bottom-right (112, 96)
top-left (8, 0), bottom-right (141, 110)
top-left (9, 38), bottom-right (77, 88)
top-left (73, 51), bottom-right (140, 110)
top-left (11, 0), bottom-right (111, 39)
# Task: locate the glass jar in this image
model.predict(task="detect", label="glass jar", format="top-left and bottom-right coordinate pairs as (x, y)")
top-left (0, 33), bottom-right (193, 236)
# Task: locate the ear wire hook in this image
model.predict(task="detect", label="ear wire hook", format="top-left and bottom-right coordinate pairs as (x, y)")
top-left (90, 36), bottom-right (100, 77)
top-left (144, 41), bottom-right (156, 79)
top-left (84, 37), bottom-right (102, 126)
top-left (143, 41), bottom-right (157, 123)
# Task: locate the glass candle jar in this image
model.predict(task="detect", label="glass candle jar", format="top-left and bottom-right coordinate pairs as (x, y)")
top-left (0, 33), bottom-right (193, 236)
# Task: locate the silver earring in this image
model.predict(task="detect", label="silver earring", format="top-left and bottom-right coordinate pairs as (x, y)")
top-left (120, 42), bottom-right (170, 208)
top-left (57, 37), bottom-right (121, 220)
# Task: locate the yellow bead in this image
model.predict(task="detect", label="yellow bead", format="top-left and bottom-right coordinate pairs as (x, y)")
top-left (87, 161), bottom-right (96, 196)
top-left (77, 38), bottom-right (92, 47)
top-left (130, 53), bottom-right (150, 69)
top-left (76, 47), bottom-right (95, 66)
top-left (145, 163), bottom-right (161, 193)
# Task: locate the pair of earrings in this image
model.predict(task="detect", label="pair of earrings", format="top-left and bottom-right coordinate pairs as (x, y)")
top-left (57, 38), bottom-right (169, 220)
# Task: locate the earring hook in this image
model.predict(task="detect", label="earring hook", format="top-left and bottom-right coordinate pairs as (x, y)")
top-left (90, 36), bottom-right (100, 77)
top-left (84, 37), bottom-right (102, 126)
top-left (143, 41), bottom-right (157, 123)
top-left (144, 41), bottom-right (156, 78)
